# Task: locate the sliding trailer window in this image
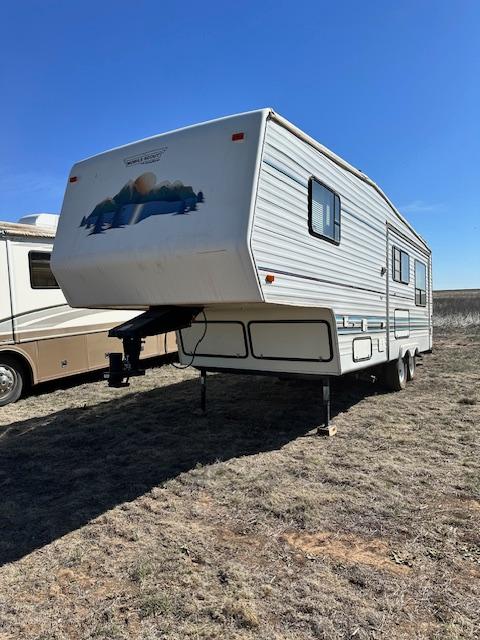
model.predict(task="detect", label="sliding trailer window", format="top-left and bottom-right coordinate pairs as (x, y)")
top-left (415, 260), bottom-right (427, 306)
top-left (29, 251), bottom-right (60, 289)
top-left (308, 178), bottom-right (340, 244)
top-left (392, 246), bottom-right (410, 284)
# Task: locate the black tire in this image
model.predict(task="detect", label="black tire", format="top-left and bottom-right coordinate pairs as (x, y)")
top-left (0, 356), bottom-right (25, 406)
top-left (406, 352), bottom-right (416, 381)
top-left (384, 356), bottom-right (407, 391)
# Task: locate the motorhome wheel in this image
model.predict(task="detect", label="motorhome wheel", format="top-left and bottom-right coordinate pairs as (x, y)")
top-left (0, 357), bottom-right (24, 406)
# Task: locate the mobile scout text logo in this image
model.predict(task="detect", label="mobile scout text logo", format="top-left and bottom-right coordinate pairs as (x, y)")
top-left (123, 147), bottom-right (168, 167)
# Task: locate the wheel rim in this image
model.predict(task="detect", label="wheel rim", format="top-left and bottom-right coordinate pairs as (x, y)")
top-left (398, 358), bottom-right (406, 384)
top-left (0, 365), bottom-right (16, 398)
top-left (409, 355), bottom-right (415, 376)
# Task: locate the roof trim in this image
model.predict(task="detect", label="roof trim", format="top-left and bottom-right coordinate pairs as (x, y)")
top-left (0, 221), bottom-right (56, 239)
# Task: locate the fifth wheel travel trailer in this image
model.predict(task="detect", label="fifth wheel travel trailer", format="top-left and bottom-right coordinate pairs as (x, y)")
top-left (0, 214), bottom-right (175, 406)
top-left (52, 109), bottom-right (432, 433)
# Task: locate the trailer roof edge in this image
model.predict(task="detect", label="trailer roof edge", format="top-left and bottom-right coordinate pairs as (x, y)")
top-left (75, 108), bottom-right (272, 166)
top-left (268, 110), bottom-right (430, 252)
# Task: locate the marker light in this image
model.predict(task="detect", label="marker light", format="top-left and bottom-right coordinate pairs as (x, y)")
top-left (265, 274), bottom-right (275, 283)
top-left (231, 132), bottom-right (245, 141)
top-left (69, 176), bottom-right (78, 183)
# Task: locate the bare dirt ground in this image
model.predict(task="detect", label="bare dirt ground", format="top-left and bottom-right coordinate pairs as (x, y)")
top-left (0, 328), bottom-right (479, 639)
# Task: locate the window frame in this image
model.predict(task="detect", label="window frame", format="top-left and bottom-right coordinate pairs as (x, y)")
top-left (28, 251), bottom-right (60, 290)
top-left (414, 259), bottom-right (427, 307)
top-left (308, 177), bottom-right (341, 245)
top-left (392, 246), bottom-right (410, 285)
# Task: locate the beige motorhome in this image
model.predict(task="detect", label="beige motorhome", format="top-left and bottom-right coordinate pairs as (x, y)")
top-left (0, 214), bottom-right (175, 406)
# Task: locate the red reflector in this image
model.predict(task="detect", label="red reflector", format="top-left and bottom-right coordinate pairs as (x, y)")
top-left (265, 274), bottom-right (275, 283)
top-left (69, 176), bottom-right (78, 183)
top-left (231, 132), bottom-right (244, 141)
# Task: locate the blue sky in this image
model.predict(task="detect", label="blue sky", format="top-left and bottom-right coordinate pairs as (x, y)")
top-left (1, 0), bottom-right (479, 289)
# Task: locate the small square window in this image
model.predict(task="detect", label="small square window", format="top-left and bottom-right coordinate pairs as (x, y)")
top-left (29, 251), bottom-right (59, 289)
top-left (308, 178), bottom-right (340, 244)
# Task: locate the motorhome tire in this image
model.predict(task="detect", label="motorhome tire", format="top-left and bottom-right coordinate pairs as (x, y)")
top-left (384, 356), bottom-right (407, 391)
top-left (406, 352), bottom-right (416, 381)
top-left (0, 356), bottom-right (25, 406)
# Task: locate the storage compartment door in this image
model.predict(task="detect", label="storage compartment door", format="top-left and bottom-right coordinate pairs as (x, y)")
top-left (248, 320), bottom-right (332, 362)
top-left (352, 337), bottom-right (372, 362)
top-left (37, 335), bottom-right (88, 380)
top-left (394, 309), bottom-right (410, 339)
top-left (180, 321), bottom-right (247, 358)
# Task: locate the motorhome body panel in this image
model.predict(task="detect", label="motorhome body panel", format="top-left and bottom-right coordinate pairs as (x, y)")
top-left (0, 332), bottom-right (172, 385)
top-left (0, 241), bottom-right (13, 343)
top-left (52, 110), bottom-right (269, 309)
top-left (7, 237), bottom-right (66, 341)
top-left (32, 332), bottom-right (172, 383)
top-left (0, 225), bottom-right (175, 388)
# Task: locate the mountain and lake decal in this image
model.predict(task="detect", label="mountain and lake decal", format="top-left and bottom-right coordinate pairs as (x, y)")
top-left (80, 172), bottom-right (204, 234)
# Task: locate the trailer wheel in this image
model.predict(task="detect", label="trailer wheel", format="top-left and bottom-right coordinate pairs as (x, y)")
top-left (384, 356), bottom-right (407, 391)
top-left (406, 352), bottom-right (416, 381)
top-left (0, 356), bottom-right (25, 406)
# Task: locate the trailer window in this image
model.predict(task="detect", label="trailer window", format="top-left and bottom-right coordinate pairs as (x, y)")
top-left (392, 246), bottom-right (409, 284)
top-left (29, 252), bottom-right (59, 289)
top-left (308, 178), bottom-right (340, 244)
top-left (415, 260), bottom-right (427, 306)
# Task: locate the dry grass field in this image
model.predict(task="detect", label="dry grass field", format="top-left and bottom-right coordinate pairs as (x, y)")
top-left (0, 293), bottom-right (479, 639)
top-left (433, 289), bottom-right (480, 328)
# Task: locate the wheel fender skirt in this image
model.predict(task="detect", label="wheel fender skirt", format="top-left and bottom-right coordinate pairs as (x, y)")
top-left (399, 344), bottom-right (415, 359)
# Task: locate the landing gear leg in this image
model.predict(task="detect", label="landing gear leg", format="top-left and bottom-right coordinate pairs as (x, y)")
top-left (317, 377), bottom-right (336, 436)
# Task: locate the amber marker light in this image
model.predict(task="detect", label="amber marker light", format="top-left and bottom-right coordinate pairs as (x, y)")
top-left (265, 274), bottom-right (275, 283)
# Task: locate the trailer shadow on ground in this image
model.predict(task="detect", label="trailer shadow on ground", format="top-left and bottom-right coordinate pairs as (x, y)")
top-left (0, 371), bottom-right (385, 566)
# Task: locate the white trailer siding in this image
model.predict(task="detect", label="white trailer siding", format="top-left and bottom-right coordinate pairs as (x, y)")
top-left (252, 120), bottom-right (388, 314)
top-left (249, 117), bottom-right (431, 373)
top-left (386, 226), bottom-right (431, 360)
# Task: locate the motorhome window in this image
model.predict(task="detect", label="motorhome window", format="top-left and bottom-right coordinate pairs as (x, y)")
top-left (29, 251), bottom-right (59, 289)
top-left (392, 247), bottom-right (409, 284)
top-left (308, 178), bottom-right (340, 244)
top-left (415, 260), bottom-right (427, 306)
